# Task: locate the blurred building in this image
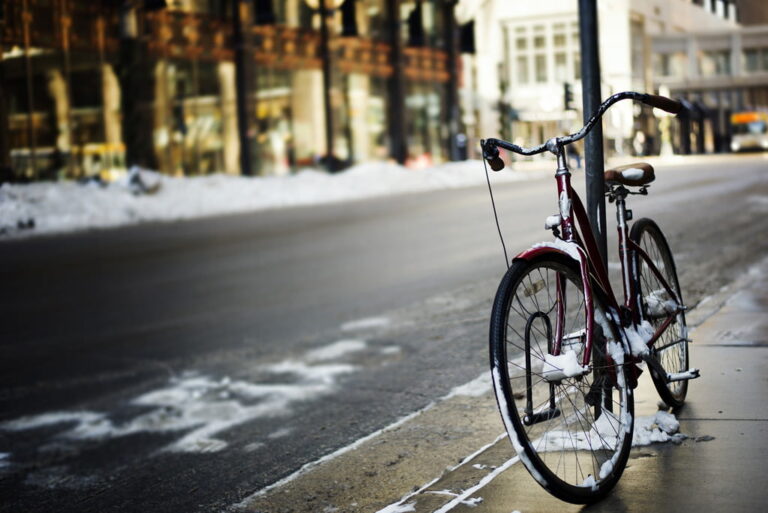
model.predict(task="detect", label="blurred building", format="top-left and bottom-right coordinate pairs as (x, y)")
top-left (445, 0), bottom-right (768, 158)
top-left (0, 0), bottom-right (467, 180)
top-left (652, 25), bottom-right (768, 154)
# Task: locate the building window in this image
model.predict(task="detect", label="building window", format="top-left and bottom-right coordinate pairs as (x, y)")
top-left (553, 22), bottom-right (566, 48)
top-left (571, 22), bottom-right (580, 46)
top-left (654, 52), bottom-right (687, 78)
top-left (554, 52), bottom-right (567, 82)
top-left (574, 53), bottom-right (581, 80)
top-left (744, 48), bottom-right (768, 73)
top-left (630, 19), bottom-right (644, 81)
top-left (699, 50), bottom-right (730, 76)
top-left (535, 54), bottom-right (547, 83)
top-left (517, 56), bottom-right (529, 84)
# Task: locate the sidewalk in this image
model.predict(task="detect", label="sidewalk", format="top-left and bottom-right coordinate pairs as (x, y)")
top-left (237, 257), bottom-right (768, 513)
top-left (416, 257), bottom-right (768, 513)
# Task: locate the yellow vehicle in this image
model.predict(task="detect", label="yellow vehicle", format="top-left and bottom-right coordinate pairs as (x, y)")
top-left (731, 111), bottom-right (768, 152)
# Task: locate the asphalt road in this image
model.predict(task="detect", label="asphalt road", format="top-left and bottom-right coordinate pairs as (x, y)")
top-left (1, 153), bottom-right (766, 512)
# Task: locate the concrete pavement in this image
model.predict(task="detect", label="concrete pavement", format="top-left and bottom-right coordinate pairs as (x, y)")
top-left (239, 256), bottom-right (768, 513)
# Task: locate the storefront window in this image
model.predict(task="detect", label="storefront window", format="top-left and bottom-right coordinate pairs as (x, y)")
top-left (405, 81), bottom-right (445, 166)
top-left (156, 58), bottom-right (225, 176)
top-left (255, 68), bottom-right (294, 175)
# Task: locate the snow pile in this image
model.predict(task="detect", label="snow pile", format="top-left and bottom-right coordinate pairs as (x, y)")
top-left (0, 160), bottom-right (536, 238)
top-left (535, 409), bottom-right (684, 454)
top-left (625, 320), bottom-right (655, 357)
top-left (632, 410), bottom-right (685, 445)
top-left (542, 350), bottom-right (589, 381)
top-left (645, 289), bottom-right (679, 317)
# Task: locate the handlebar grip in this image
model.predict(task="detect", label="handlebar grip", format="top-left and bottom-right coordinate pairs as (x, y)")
top-left (488, 156), bottom-right (505, 172)
top-left (643, 94), bottom-right (682, 114)
top-left (481, 140), bottom-right (506, 171)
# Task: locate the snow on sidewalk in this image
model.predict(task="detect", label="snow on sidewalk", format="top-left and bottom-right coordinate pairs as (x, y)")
top-left (0, 160), bottom-right (539, 239)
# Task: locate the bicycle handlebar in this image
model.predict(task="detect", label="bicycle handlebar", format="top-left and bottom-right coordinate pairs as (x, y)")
top-left (481, 91), bottom-right (682, 170)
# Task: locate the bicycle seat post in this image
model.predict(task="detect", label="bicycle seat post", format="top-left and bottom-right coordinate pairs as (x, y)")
top-left (612, 185), bottom-right (635, 315)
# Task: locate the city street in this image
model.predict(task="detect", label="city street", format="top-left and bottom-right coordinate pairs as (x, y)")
top-left (1, 153), bottom-right (767, 512)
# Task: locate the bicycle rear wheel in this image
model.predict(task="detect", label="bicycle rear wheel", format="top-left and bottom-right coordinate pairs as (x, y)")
top-left (489, 253), bottom-right (633, 504)
top-left (630, 218), bottom-right (689, 408)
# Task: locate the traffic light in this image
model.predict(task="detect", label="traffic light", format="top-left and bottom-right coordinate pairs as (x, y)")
top-left (564, 82), bottom-right (574, 111)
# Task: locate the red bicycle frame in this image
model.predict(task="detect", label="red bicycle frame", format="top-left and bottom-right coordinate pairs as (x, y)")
top-left (515, 156), bottom-right (683, 373)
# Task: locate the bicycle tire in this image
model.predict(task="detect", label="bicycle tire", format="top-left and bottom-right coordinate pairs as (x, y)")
top-left (630, 218), bottom-right (689, 408)
top-left (490, 253), bottom-right (634, 504)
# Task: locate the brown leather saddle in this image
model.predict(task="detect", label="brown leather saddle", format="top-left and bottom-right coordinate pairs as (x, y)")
top-left (604, 162), bottom-right (655, 186)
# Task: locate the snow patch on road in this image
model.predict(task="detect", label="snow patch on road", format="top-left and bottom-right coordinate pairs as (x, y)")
top-left (446, 371), bottom-right (492, 398)
top-left (0, 411), bottom-right (106, 433)
top-left (0, 346), bottom-right (361, 454)
top-left (340, 316), bottom-right (391, 332)
top-left (305, 339), bottom-right (368, 362)
top-left (244, 442), bottom-right (265, 453)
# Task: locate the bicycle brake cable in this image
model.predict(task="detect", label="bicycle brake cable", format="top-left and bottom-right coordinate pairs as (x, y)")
top-left (482, 156), bottom-right (510, 269)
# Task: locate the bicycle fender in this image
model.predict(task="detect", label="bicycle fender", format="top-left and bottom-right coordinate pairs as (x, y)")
top-left (513, 241), bottom-right (596, 369)
top-left (513, 240), bottom-right (585, 265)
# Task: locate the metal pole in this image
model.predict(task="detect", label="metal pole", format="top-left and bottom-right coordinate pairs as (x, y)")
top-left (0, 12), bottom-right (12, 179)
top-left (233, 0), bottom-right (253, 175)
top-left (319, 0), bottom-right (335, 171)
top-left (387, 0), bottom-right (406, 164)
top-left (578, 0), bottom-right (607, 265)
top-left (444, 0), bottom-right (460, 160)
top-left (22, 0), bottom-right (37, 177)
top-left (62, 0), bottom-right (76, 177)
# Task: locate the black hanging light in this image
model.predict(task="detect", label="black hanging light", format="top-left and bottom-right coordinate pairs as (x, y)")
top-left (340, 0), bottom-right (358, 37)
top-left (460, 20), bottom-right (475, 54)
top-left (143, 0), bottom-right (167, 10)
top-left (407, 1), bottom-right (425, 47)
top-left (254, 0), bottom-right (277, 25)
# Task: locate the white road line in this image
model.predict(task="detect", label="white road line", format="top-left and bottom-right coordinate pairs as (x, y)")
top-left (230, 403), bottom-right (437, 510)
top-left (431, 455), bottom-right (520, 513)
top-left (374, 432), bottom-right (507, 513)
top-left (234, 371), bottom-right (499, 512)
top-left (234, 372), bottom-right (496, 511)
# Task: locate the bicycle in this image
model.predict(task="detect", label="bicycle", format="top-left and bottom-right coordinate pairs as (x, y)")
top-left (481, 91), bottom-right (700, 504)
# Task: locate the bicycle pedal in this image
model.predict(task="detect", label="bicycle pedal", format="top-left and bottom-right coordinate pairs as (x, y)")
top-left (666, 368), bottom-right (700, 382)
